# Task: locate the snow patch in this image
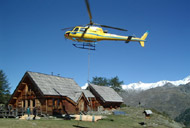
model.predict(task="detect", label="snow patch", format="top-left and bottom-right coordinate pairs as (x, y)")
top-left (81, 83), bottom-right (89, 89)
top-left (81, 76), bottom-right (190, 91)
top-left (122, 75), bottom-right (190, 91)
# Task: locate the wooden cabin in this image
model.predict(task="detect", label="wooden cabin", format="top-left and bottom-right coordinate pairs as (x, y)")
top-left (8, 72), bottom-right (123, 116)
top-left (87, 84), bottom-right (123, 109)
top-left (8, 72), bottom-right (89, 115)
top-left (82, 89), bottom-right (100, 111)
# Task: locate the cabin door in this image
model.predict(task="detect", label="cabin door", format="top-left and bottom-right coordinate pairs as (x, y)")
top-left (79, 100), bottom-right (84, 111)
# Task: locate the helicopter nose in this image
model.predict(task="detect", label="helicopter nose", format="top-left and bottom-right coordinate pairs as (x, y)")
top-left (65, 32), bottom-right (70, 37)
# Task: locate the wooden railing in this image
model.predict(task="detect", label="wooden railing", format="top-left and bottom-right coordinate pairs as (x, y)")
top-left (0, 108), bottom-right (24, 118)
top-left (0, 108), bottom-right (43, 118)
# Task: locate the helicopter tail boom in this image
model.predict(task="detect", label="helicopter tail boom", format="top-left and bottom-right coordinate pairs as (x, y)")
top-left (139, 31), bottom-right (149, 47)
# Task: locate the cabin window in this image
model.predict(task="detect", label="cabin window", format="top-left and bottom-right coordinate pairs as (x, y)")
top-left (73, 27), bottom-right (79, 32)
top-left (53, 99), bottom-right (55, 106)
top-left (23, 100), bottom-right (25, 108)
top-left (33, 99), bottom-right (35, 107)
top-left (28, 100), bottom-right (30, 107)
top-left (28, 84), bottom-right (32, 92)
top-left (52, 99), bottom-right (60, 107)
top-left (53, 99), bottom-right (58, 107)
top-left (80, 28), bottom-right (86, 32)
top-left (57, 99), bottom-right (60, 106)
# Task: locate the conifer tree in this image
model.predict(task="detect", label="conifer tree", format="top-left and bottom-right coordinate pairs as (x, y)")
top-left (0, 70), bottom-right (10, 104)
top-left (91, 76), bottom-right (123, 92)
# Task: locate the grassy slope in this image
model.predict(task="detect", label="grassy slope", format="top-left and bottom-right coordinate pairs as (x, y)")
top-left (0, 107), bottom-right (183, 128)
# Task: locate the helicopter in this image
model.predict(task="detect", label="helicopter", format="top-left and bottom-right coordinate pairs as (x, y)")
top-left (62, 0), bottom-right (149, 50)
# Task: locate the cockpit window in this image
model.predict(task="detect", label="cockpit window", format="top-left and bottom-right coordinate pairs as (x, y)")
top-left (73, 28), bottom-right (79, 32)
top-left (80, 28), bottom-right (86, 32)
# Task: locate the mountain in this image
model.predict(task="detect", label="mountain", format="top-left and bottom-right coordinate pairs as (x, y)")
top-left (175, 108), bottom-right (190, 127)
top-left (81, 76), bottom-right (190, 90)
top-left (119, 82), bottom-right (190, 120)
top-left (122, 75), bottom-right (190, 90)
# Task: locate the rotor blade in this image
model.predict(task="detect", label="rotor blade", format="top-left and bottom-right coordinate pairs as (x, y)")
top-left (61, 25), bottom-right (84, 31)
top-left (100, 24), bottom-right (128, 31)
top-left (85, 0), bottom-right (93, 25)
top-left (61, 27), bottom-right (75, 31)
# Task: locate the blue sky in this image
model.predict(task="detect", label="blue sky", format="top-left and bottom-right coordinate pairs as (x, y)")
top-left (1, 0), bottom-right (190, 93)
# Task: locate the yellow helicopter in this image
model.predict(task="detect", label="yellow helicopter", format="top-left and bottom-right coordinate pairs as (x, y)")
top-left (62, 0), bottom-right (149, 50)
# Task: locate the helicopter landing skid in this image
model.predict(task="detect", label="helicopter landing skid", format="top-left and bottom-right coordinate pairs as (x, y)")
top-left (73, 42), bottom-right (96, 50)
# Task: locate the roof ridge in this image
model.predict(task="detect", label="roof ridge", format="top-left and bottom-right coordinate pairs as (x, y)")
top-left (27, 71), bottom-right (74, 80)
top-left (89, 83), bottom-right (111, 88)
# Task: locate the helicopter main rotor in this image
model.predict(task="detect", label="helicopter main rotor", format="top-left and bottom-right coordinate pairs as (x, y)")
top-left (85, 0), bottom-right (127, 31)
top-left (85, 0), bottom-right (93, 25)
top-left (62, 0), bottom-right (127, 32)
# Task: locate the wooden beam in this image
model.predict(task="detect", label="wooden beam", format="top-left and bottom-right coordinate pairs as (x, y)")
top-left (22, 100), bottom-right (24, 108)
top-left (25, 100), bottom-right (28, 108)
top-left (25, 84), bottom-right (28, 96)
top-left (13, 97), bottom-right (17, 99)
top-left (30, 100), bottom-right (33, 109)
top-left (46, 99), bottom-right (47, 114)
top-left (22, 82), bottom-right (27, 85)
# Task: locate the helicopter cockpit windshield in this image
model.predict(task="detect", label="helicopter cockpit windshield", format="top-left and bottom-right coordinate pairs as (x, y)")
top-left (73, 27), bottom-right (79, 32)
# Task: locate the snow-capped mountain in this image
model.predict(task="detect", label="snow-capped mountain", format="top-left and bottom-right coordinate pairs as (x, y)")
top-left (122, 75), bottom-right (190, 91)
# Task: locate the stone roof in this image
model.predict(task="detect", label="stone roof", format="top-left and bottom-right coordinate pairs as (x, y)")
top-left (89, 84), bottom-right (123, 103)
top-left (27, 72), bottom-right (83, 103)
top-left (82, 89), bottom-right (95, 100)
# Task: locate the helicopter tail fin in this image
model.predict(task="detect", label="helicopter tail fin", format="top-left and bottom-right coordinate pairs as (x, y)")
top-left (139, 31), bottom-right (149, 47)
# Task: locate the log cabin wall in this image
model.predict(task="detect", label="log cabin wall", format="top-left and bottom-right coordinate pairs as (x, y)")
top-left (77, 96), bottom-right (88, 112)
top-left (9, 76), bottom-right (43, 112)
top-left (41, 94), bottom-right (90, 115)
top-left (87, 97), bottom-right (100, 111)
top-left (43, 97), bottom-right (79, 115)
top-left (63, 98), bottom-right (78, 114)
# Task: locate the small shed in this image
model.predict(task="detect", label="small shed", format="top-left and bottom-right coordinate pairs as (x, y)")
top-left (143, 110), bottom-right (153, 119)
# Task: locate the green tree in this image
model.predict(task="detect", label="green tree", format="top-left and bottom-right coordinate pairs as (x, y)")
top-left (91, 76), bottom-right (124, 92)
top-left (0, 70), bottom-right (10, 104)
top-left (91, 76), bottom-right (109, 86)
top-left (109, 76), bottom-right (123, 92)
